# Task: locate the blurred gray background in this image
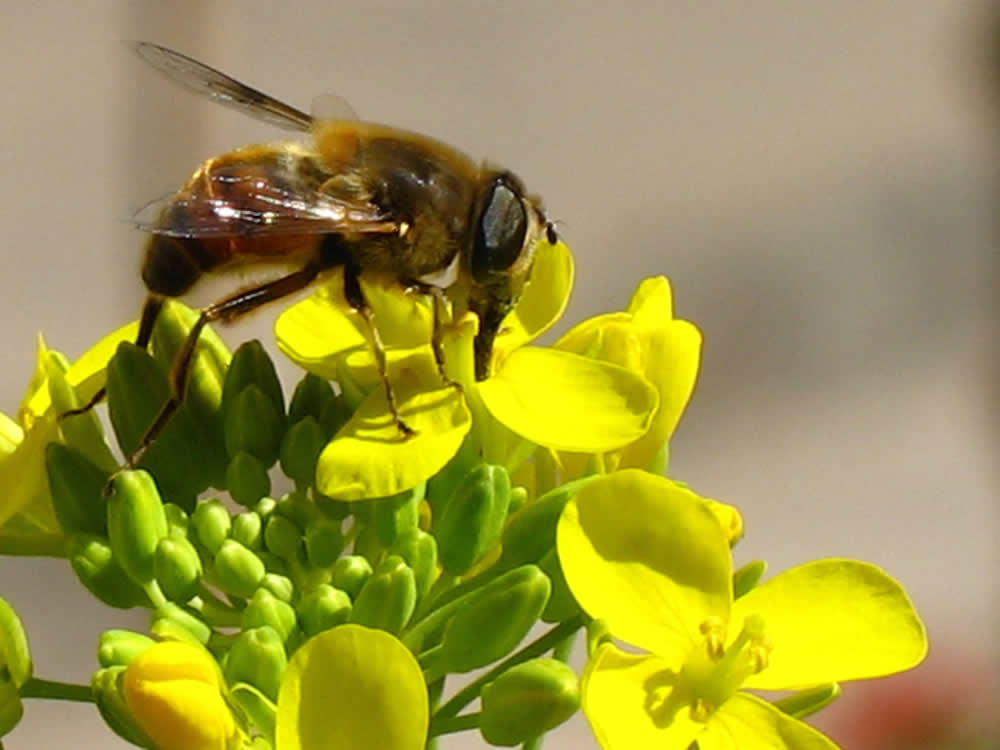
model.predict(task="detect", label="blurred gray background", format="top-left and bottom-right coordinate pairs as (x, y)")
top-left (1, 1), bottom-right (996, 747)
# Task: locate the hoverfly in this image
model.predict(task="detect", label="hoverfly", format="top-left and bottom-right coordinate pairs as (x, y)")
top-left (71, 42), bottom-right (557, 464)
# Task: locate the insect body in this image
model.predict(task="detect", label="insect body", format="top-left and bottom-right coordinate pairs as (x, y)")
top-left (84, 43), bottom-right (556, 463)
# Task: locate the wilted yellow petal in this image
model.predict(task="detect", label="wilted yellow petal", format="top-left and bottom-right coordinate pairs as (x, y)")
top-left (557, 470), bottom-right (732, 657)
top-left (735, 559), bottom-right (928, 691)
top-left (478, 348), bottom-right (657, 452)
top-left (698, 693), bottom-right (840, 750)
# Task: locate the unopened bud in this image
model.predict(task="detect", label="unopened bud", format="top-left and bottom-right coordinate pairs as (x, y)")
top-left (331, 555), bottom-right (373, 599)
top-left (191, 498), bottom-right (231, 555)
top-left (231, 510), bottom-right (263, 550)
top-left (154, 535), bottom-right (203, 603)
top-left (480, 658), bottom-right (580, 746)
top-left (68, 534), bottom-right (150, 609)
top-left (264, 515), bottom-right (302, 561)
top-left (213, 540), bottom-right (265, 599)
top-left (92, 666), bottom-right (153, 748)
top-left (373, 484), bottom-right (423, 547)
top-left (388, 528), bottom-right (437, 602)
top-left (224, 626), bottom-right (287, 702)
top-left (304, 518), bottom-right (345, 568)
top-left (349, 555), bottom-right (417, 635)
top-left (227, 451), bottom-right (272, 508)
top-left (279, 417), bottom-right (325, 486)
top-left (106, 469), bottom-right (168, 587)
top-left (242, 590), bottom-right (297, 645)
top-left (296, 585), bottom-right (352, 637)
top-left (436, 464), bottom-right (510, 575)
top-left (287, 372), bottom-right (335, 425)
top-left (151, 602), bottom-right (213, 645)
top-left (97, 630), bottom-right (155, 668)
top-left (224, 385), bottom-right (284, 468)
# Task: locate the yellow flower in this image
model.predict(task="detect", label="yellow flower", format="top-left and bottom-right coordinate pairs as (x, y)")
top-left (557, 470), bottom-right (928, 750)
top-left (123, 641), bottom-right (238, 750)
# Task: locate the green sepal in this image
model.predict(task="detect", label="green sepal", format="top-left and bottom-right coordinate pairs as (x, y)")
top-left (773, 683), bottom-right (842, 719)
top-left (232, 511), bottom-right (264, 550)
top-left (224, 626), bottom-right (288, 702)
top-left (318, 392), bottom-right (354, 439)
top-left (191, 498), bottom-right (232, 555)
top-left (229, 681), bottom-right (277, 746)
top-left (213, 539), bottom-right (266, 599)
top-left (508, 486), bottom-right (528, 515)
top-left (274, 491), bottom-right (319, 529)
top-left (263, 515), bottom-right (302, 561)
top-left (439, 565), bottom-right (551, 673)
top-left (105, 342), bottom-right (221, 499)
top-left (97, 630), bottom-right (155, 668)
top-left (480, 658), bottom-right (580, 746)
top-left (349, 555), bottom-right (417, 635)
top-left (279, 417), bottom-right (325, 486)
top-left (154, 535), bottom-right (203, 603)
top-left (91, 666), bottom-right (153, 748)
top-left (538, 547), bottom-right (580, 624)
top-left (0, 597), bottom-right (31, 686)
top-left (497, 476), bottom-right (594, 571)
top-left (436, 464), bottom-right (511, 575)
top-left (733, 559), bottom-right (768, 599)
top-left (373, 484), bottom-right (424, 547)
top-left (331, 555), bottom-right (373, 599)
top-left (425, 436), bottom-right (478, 521)
top-left (163, 503), bottom-right (189, 538)
top-left (259, 573), bottom-right (294, 603)
top-left (287, 372), bottom-right (336, 426)
top-left (304, 518), bottom-right (345, 569)
top-left (242, 590), bottom-right (298, 645)
top-left (45, 442), bottom-right (108, 536)
top-left (0, 677), bottom-right (23, 738)
top-left (296, 585), bottom-right (352, 637)
top-left (106, 469), bottom-right (168, 587)
top-left (224, 385), bottom-right (284, 467)
top-left (222, 340), bottom-right (285, 423)
top-left (151, 602), bottom-right (212, 645)
top-left (68, 534), bottom-right (151, 609)
top-left (388, 528), bottom-right (437, 603)
top-left (227, 451), bottom-right (272, 508)
top-left (44, 354), bottom-right (116, 473)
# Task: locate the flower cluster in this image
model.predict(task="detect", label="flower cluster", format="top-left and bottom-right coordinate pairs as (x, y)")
top-left (0, 238), bottom-right (926, 750)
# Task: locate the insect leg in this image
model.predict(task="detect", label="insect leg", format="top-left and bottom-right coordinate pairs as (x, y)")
top-left (126, 265), bottom-right (322, 467)
top-left (60, 294), bottom-right (165, 419)
top-left (342, 262), bottom-right (415, 438)
top-left (404, 280), bottom-right (462, 393)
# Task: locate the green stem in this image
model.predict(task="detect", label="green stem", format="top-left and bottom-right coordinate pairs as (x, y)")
top-left (0, 533), bottom-right (66, 558)
top-left (428, 711), bottom-right (480, 738)
top-left (20, 678), bottom-right (93, 703)
top-left (433, 615), bottom-right (584, 722)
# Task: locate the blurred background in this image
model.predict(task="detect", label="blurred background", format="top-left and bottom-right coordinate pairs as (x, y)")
top-left (1, 1), bottom-right (996, 747)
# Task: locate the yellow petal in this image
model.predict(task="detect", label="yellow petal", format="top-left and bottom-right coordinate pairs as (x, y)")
top-left (735, 559), bottom-right (928, 690)
top-left (698, 693), bottom-right (840, 750)
top-left (316, 353), bottom-right (470, 500)
top-left (276, 625), bottom-right (428, 750)
top-left (627, 276), bottom-right (674, 325)
top-left (581, 642), bottom-right (703, 750)
top-left (557, 470), bottom-right (732, 657)
top-left (495, 239), bottom-right (575, 353)
top-left (478, 347), bottom-right (658, 452)
top-left (0, 416), bottom-right (59, 531)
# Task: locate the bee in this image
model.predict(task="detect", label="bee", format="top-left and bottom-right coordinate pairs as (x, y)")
top-left (72, 42), bottom-right (557, 464)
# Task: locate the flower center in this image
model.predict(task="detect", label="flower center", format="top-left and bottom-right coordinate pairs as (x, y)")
top-left (680, 614), bottom-right (772, 722)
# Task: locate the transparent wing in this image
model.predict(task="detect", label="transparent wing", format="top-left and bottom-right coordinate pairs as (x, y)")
top-left (133, 170), bottom-right (397, 239)
top-left (130, 41), bottom-right (314, 132)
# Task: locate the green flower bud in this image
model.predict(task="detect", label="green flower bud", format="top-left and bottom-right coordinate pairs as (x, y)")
top-left (480, 658), bottom-right (580, 746)
top-left (229, 681), bottom-right (276, 744)
top-left (440, 565), bottom-right (551, 673)
top-left (163, 503), bottom-right (189, 538)
top-left (436, 464), bottom-right (511, 575)
top-left (44, 354), bottom-right (116, 473)
top-left (224, 626), bottom-right (287, 702)
top-left (97, 630), bottom-right (155, 668)
top-left (349, 555), bottom-right (417, 635)
top-left (373, 484), bottom-right (423, 547)
top-left (224, 385), bottom-right (284, 467)
top-left (232, 510), bottom-right (263, 550)
top-left (264, 515), bottom-right (302, 561)
top-left (151, 602), bottom-right (212, 645)
top-left (255, 496), bottom-right (278, 521)
top-left (388, 528), bottom-right (437, 603)
top-left (497, 476), bottom-right (594, 571)
top-left (68, 534), bottom-right (150, 609)
top-left (0, 677), bottom-right (23, 738)
top-left (538, 548), bottom-right (580, 624)
top-left (318, 388), bottom-right (354, 438)
top-left (257, 551), bottom-right (289, 577)
top-left (331, 555), bottom-right (373, 599)
top-left (154, 535), bottom-right (204, 603)
top-left (0, 597), bottom-right (31, 686)
top-left (274, 491), bottom-right (318, 528)
top-left (508, 485), bottom-right (528, 515)
top-left (259, 573), bottom-right (294, 603)
top-left (279, 417), bottom-right (325, 486)
top-left (106, 469), bottom-right (168, 586)
top-left (296, 585), bottom-right (352, 637)
top-left (227, 451), bottom-right (272, 508)
top-left (222, 340), bottom-right (285, 422)
top-left (44, 442), bottom-right (108, 536)
top-left (92, 666), bottom-right (153, 748)
top-left (288, 372), bottom-right (335, 425)
top-left (242, 590), bottom-right (297, 645)
top-left (191, 498), bottom-right (231, 555)
top-left (105, 343), bottom-right (221, 499)
top-left (213, 539), bottom-right (266, 599)
top-left (304, 518), bottom-right (345, 568)
top-left (425, 443), bottom-right (477, 521)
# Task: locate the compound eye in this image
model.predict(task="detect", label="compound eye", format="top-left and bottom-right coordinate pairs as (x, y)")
top-left (471, 177), bottom-right (528, 281)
